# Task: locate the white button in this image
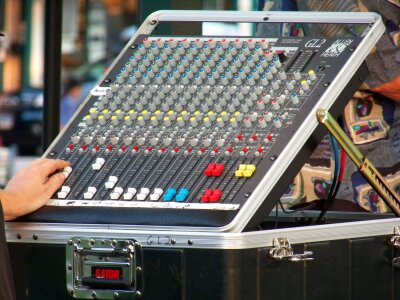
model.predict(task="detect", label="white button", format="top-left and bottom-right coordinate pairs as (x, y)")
top-left (110, 192), bottom-right (121, 200)
top-left (96, 157), bottom-right (105, 164)
top-left (108, 176), bottom-right (118, 183)
top-left (57, 191), bottom-right (68, 199)
top-left (127, 187), bottom-right (137, 194)
top-left (137, 193), bottom-right (147, 201)
top-left (61, 186), bottom-right (70, 193)
top-left (87, 187), bottom-right (97, 193)
top-left (123, 192), bottom-right (134, 200)
top-left (105, 181), bottom-right (116, 189)
top-left (63, 166), bottom-right (72, 174)
top-left (114, 187), bottom-right (124, 194)
top-left (149, 194), bottom-right (160, 201)
top-left (62, 166), bottom-right (72, 178)
top-left (140, 187), bottom-right (150, 195)
top-left (84, 192), bottom-right (94, 199)
top-left (92, 163), bottom-right (102, 170)
top-left (153, 188), bottom-right (163, 195)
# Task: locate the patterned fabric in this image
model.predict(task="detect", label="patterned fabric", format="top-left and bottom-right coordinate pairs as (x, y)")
top-left (258, 0), bottom-right (400, 212)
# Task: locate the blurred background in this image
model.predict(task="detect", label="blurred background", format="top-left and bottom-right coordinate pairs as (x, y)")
top-left (0, 0), bottom-right (256, 187)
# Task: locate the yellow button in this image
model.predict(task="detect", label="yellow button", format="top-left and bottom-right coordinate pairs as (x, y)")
top-left (151, 116), bottom-right (156, 121)
top-left (155, 110), bottom-right (161, 115)
top-left (102, 109), bottom-right (109, 113)
top-left (111, 116), bottom-right (117, 120)
top-left (98, 115), bottom-right (104, 119)
top-left (246, 165), bottom-right (256, 172)
top-left (168, 110), bottom-right (174, 115)
top-left (208, 111), bottom-right (214, 116)
top-left (230, 117), bottom-right (236, 122)
top-left (221, 111), bottom-right (227, 116)
top-left (177, 116), bottom-right (183, 121)
top-left (243, 170), bottom-right (253, 177)
top-left (89, 108), bottom-right (96, 113)
top-left (235, 170), bottom-right (243, 177)
top-left (129, 109), bottom-right (134, 114)
top-left (238, 164), bottom-right (247, 170)
top-left (203, 117), bottom-right (209, 121)
top-left (194, 111), bottom-right (201, 116)
top-left (138, 116), bottom-right (143, 120)
top-left (116, 109), bottom-right (121, 114)
top-left (124, 116), bottom-right (130, 120)
top-left (308, 70), bottom-right (315, 75)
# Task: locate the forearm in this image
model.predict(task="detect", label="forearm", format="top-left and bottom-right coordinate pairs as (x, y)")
top-left (0, 189), bottom-right (19, 221)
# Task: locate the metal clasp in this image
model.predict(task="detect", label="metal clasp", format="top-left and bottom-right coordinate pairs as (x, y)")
top-left (390, 227), bottom-right (400, 268)
top-left (269, 237), bottom-right (314, 262)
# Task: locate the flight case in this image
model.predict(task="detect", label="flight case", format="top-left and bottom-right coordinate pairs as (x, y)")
top-left (5, 217), bottom-right (400, 300)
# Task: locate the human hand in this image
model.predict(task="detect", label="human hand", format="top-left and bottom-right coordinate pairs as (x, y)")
top-left (0, 158), bottom-right (70, 221)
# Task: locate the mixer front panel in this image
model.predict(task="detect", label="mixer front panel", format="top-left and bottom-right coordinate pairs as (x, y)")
top-left (29, 35), bottom-right (362, 227)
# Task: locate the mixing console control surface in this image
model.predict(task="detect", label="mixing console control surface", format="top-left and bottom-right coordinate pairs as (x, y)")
top-left (23, 11), bottom-right (384, 231)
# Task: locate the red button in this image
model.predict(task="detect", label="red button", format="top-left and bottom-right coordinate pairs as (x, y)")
top-left (201, 195), bottom-right (209, 202)
top-left (204, 169), bottom-right (213, 176)
top-left (209, 195), bottom-right (219, 202)
top-left (204, 189), bottom-right (213, 196)
top-left (107, 145), bottom-right (113, 151)
top-left (251, 134), bottom-right (257, 141)
top-left (236, 134), bottom-right (243, 140)
top-left (81, 144), bottom-right (87, 151)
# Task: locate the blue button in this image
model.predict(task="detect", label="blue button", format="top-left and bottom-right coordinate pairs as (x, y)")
top-left (179, 188), bottom-right (189, 196)
top-left (175, 194), bottom-right (186, 202)
top-left (163, 194), bottom-right (174, 201)
top-left (166, 188), bottom-right (176, 195)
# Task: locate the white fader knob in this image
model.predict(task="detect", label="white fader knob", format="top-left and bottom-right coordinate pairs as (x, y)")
top-left (123, 188), bottom-right (137, 200)
top-left (92, 158), bottom-right (105, 170)
top-left (57, 186), bottom-right (71, 199)
top-left (84, 187), bottom-right (97, 199)
top-left (105, 176), bottom-right (118, 189)
top-left (110, 187), bottom-right (124, 200)
top-left (62, 166), bottom-right (72, 178)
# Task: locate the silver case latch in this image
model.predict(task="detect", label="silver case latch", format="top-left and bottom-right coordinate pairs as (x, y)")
top-left (269, 237), bottom-right (314, 262)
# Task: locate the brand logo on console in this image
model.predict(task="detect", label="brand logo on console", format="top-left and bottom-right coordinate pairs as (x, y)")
top-left (321, 39), bottom-right (353, 58)
top-left (90, 86), bottom-right (111, 96)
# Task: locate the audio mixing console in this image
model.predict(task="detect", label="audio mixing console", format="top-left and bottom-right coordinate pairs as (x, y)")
top-left (22, 11), bottom-right (384, 232)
